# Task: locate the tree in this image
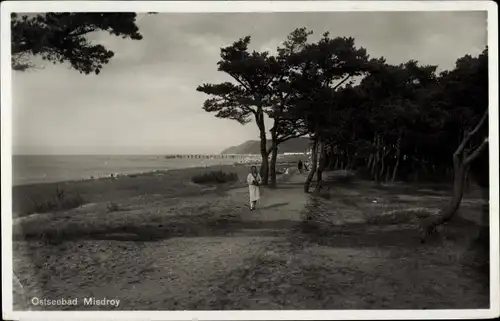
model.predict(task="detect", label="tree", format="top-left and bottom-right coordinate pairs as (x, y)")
top-left (266, 28), bottom-right (312, 187)
top-left (197, 37), bottom-right (280, 185)
top-left (421, 48), bottom-right (489, 240)
top-left (286, 33), bottom-right (372, 192)
top-left (11, 12), bottom-right (145, 74)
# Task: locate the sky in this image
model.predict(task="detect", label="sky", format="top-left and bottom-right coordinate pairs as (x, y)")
top-left (12, 11), bottom-right (487, 155)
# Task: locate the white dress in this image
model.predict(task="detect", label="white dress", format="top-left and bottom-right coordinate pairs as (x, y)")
top-left (247, 173), bottom-right (262, 202)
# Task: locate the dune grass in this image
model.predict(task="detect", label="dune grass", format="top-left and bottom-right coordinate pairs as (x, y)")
top-left (191, 171), bottom-right (239, 184)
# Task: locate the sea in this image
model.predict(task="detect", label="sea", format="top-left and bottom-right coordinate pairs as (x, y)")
top-left (11, 155), bottom-right (255, 186)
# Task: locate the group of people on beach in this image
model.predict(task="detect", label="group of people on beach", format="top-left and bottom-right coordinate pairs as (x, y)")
top-left (246, 159), bottom-right (308, 211)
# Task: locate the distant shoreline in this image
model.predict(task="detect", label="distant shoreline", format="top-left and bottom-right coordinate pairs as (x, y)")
top-left (12, 154), bottom-right (264, 187)
top-left (11, 154), bottom-right (304, 187)
top-left (12, 162), bottom-right (259, 188)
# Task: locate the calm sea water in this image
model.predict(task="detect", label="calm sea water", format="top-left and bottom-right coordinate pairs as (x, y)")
top-left (12, 155), bottom-right (248, 186)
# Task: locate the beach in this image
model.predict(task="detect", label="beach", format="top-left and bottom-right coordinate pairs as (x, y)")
top-left (13, 163), bottom-right (250, 217)
top-left (12, 154), bottom-right (304, 216)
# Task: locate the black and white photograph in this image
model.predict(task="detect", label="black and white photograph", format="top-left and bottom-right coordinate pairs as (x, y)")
top-left (1, 1), bottom-right (499, 320)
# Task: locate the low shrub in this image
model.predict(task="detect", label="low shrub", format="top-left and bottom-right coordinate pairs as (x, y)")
top-left (191, 171), bottom-right (238, 184)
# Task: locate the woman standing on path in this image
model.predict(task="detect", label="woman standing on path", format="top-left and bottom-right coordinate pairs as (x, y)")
top-left (247, 166), bottom-right (262, 210)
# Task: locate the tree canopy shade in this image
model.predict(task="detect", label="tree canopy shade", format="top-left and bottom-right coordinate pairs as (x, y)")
top-left (11, 12), bottom-right (145, 74)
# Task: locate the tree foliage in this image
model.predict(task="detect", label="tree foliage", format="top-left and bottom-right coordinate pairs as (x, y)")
top-left (11, 12), bottom-right (145, 74)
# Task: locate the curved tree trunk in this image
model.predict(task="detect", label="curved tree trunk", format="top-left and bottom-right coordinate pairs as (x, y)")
top-left (423, 161), bottom-right (468, 238)
top-left (422, 110), bottom-right (488, 241)
top-left (304, 138), bottom-right (319, 193)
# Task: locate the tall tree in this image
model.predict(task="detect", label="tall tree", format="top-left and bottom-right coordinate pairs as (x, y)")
top-left (287, 33), bottom-right (372, 192)
top-left (197, 37), bottom-right (279, 185)
top-left (11, 12), bottom-right (146, 74)
top-left (266, 28), bottom-right (312, 186)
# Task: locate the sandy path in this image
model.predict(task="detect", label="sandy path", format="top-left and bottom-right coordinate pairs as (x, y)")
top-left (227, 174), bottom-right (309, 222)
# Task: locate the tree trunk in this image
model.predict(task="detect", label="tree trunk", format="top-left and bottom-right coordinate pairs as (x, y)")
top-left (423, 161), bottom-right (468, 238)
top-left (304, 139), bottom-right (319, 193)
top-left (269, 133), bottom-right (278, 187)
top-left (385, 165), bottom-right (391, 182)
top-left (314, 141), bottom-right (327, 193)
top-left (379, 151), bottom-right (386, 181)
top-left (372, 135), bottom-right (381, 182)
top-left (329, 153), bottom-right (335, 169)
top-left (256, 111), bottom-right (269, 185)
top-left (391, 134), bottom-right (402, 183)
top-left (367, 154), bottom-right (373, 169)
top-left (347, 153), bottom-right (354, 170)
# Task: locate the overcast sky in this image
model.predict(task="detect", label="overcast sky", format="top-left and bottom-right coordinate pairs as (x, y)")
top-left (12, 11), bottom-right (487, 155)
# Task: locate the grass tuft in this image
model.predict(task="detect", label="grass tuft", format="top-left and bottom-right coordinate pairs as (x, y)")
top-left (191, 171), bottom-right (238, 184)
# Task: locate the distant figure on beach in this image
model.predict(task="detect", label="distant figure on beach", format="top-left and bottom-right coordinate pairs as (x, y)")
top-left (298, 160), bottom-right (303, 173)
top-left (247, 166), bottom-right (262, 211)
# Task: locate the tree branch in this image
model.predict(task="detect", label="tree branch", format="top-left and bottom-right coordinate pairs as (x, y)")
top-left (465, 137), bottom-right (488, 165)
top-left (227, 72), bottom-right (252, 92)
top-left (277, 131), bottom-right (307, 144)
top-left (331, 75), bottom-right (352, 91)
top-left (455, 109), bottom-right (488, 157)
